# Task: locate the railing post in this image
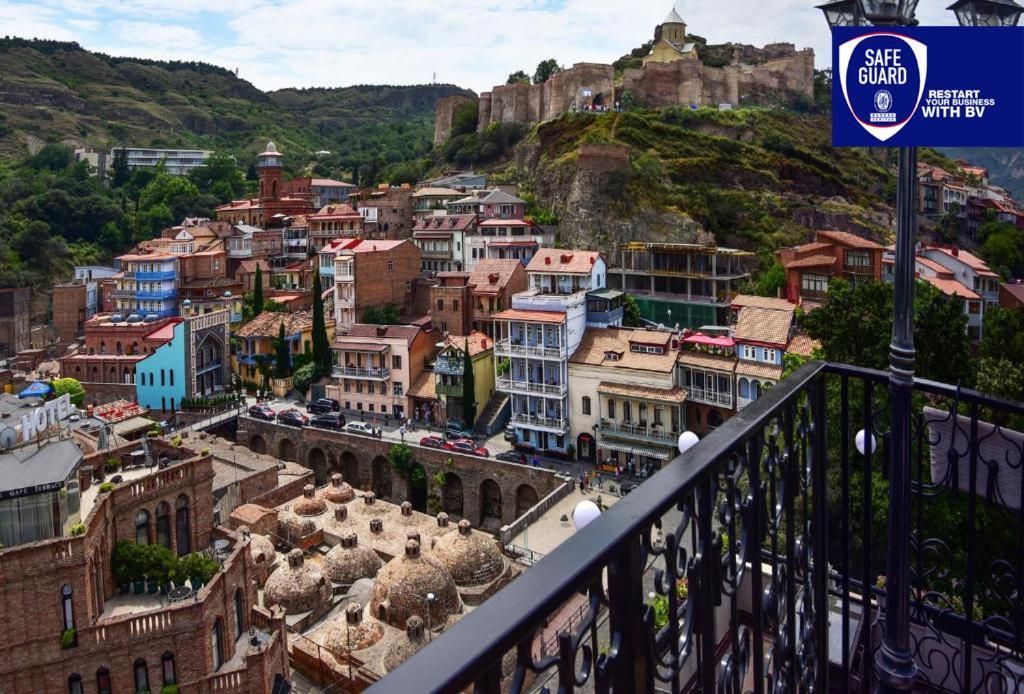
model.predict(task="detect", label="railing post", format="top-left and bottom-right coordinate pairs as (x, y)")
top-left (874, 145), bottom-right (919, 692)
top-left (812, 374), bottom-right (830, 693)
top-left (606, 535), bottom-right (653, 693)
top-left (695, 477), bottom-right (718, 693)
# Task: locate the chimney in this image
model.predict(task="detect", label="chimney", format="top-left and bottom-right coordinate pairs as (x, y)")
top-left (437, 512), bottom-right (449, 527)
top-left (286, 549), bottom-right (304, 569)
top-left (364, 492), bottom-right (376, 505)
top-left (458, 519), bottom-right (472, 536)
top-left (341, 532), bottom-right (358, 548)
top-left (370, 518), bottom-right (384, 534)
top-left (407, 530), bottom-right (421, 544)
top-left (331, 473), bottom-right (343, 488)
top-left (406, 616), bottom-right (425, 640)
top-left (346, 603), bottom-right (363, 625)
top-left (405, 539), bottom-right (420, 558)
top-left (401, 501), bottom-right (413, 517)
top-left (303, 484), bottom-right (315, 499)
top-left (335, 506), bottom-right (348, 522)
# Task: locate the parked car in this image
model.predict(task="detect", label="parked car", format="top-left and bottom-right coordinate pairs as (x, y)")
top-left (444, 422), bottom-right (474, 440)
top-left (495, 449), bottom-right (526, 464)
top-left (310, 412), bottom-right (346, 430)
top-left (248, 404), bottom-right (276, 421)
top-left (306, 398), bottom-right (338, 415)
top-left (277, 409), bottom-right (309, 427)
top-left (345, 421), bottom-right (374, 436)
top-left (448, 438), bottom-right (489, 457)
top-left (419, 435), bottom-right (447, 449)
top-left (503, 425), bottom-right (515, 443)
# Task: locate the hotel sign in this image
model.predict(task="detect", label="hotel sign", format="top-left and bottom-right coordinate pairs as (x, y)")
top-left (832, 27), bottom-right (1024, 146)
top-left (20, 394), bottom-right (73, 443)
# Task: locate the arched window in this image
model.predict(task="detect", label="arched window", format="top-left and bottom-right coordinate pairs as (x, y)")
top-left (155, 502), bottom-right (172, 549)
top-left (99, 341), bottom-right (106, 354)
top-left (738, 378), bottom-right (750, 399)
top-left (133, 659), bottom-right (149, 693)
top-left (115, 341), bottom-right (122, 354)
top-left (135, 509), bottom-right (150, 545)
top-left (61, 584), bottom-right (74, 631)
top-left (96, 667), bottom-right (112, 694)
top-left (234, 588), bottom-right (245, 637)
top-left (175, 495), bottom-right (191, 556)
top-left (67, 674), bottom-right (82, 694)
top-left (212, 618), bottom-right (225, 670)
top-left (161, 652), bottom-right (177, 685)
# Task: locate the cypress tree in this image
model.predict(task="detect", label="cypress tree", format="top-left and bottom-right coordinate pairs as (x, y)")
top-left (275, 321), bottom-right (291, 378)
top-left (253, 264), bottom-right (264, 317)
top-left (461, 338), bottom-right (476, 427)
top-left (311, 268), bottom-right (332, 376)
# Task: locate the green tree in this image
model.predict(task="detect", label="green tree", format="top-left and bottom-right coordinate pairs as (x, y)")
top-left (754, 263), bottom-right (787, 298)
top-left (110, 149), bottom-right (130, 187)
top-left (975, 357), bottom-right (1024, 402)
top-left (274, 321), bottom-right (292, 379)
top-left (451, 101), bottom-right (479, 138)
top-left (252, 265), bottom-right (264, 317)
top-left (311, 268), bottom-right (332, 377)
top-left (387, 442), bottom-right (414, 491)
top-left (362, 304), bottom-right (399, 325)
top-left (934, 204), bottom-right (962, 244)
top-left (980, 306), bottom-right (1024, 364)
top-left (622, 294), bottom-right (644, 327)
top-left (533, 58), bottom-right (564, 84)
top-left (507, 70), bottom-right (530, 84)
top-left (52, 377), bottom-right (85, 407)
top-left (913, 279), bottom-right (971, 386)
top-left (187, 152), bottom-right (246, 201)
top-left (461, 341), bottom-right (476, 428)
top-left (980, 225), bottom-right (1024, 279)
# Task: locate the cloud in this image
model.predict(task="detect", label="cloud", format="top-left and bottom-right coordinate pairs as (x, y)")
top-left (7, 0), bottom-right (973, 93)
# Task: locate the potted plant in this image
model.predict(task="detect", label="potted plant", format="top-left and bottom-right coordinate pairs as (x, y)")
top-left (111, 540), bottom-right (138, 594)
top-left (98, 482), bottom-right (115, 493)
top-left (69, 523), bottom-right (85, 536)
top-left (104, 457), bottom-right (120, 474)
top-left (60, 627), bottom-right (76, 649)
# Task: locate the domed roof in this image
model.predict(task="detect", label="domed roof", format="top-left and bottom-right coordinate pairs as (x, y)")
top-left (266, 141), bottom-right (278, 153)
top-left (264, 549), bottom-right (332, 615)
top-left (432, 520), bottom-right (505, 586)
top-left (278, 510), bottom-right (317, 539)
top-left (355, 492), bottom-right (391, 517)
top-left (294, 484), bottom-right (327, 516)
top-left (370, 540), bottom-right (461, 629)
top-left (322, 604), bottom-right (384, 656)
top-left (249, 532), bottom-right (277, 565)
top-left (324, 474), bottom-right (355, 504)
top-left (383, 616), bottom-right (428, 673)
top-left (323, 532), bottom-right (382, 585)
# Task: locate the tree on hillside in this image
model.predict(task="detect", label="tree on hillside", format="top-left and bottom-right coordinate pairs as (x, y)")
top-left (507, 70), bottom-right (530, 85)
top-left (188, 153), bottom-right (246, 201)
top-left (274, 321), bottom-right (292, 378)
top-left (980, 306), bottom-right (1024, 364)
top-left (934, 204), bottom-right (962, 244)
top-left (311, 268), bottom-right (332, 377)
top-left (253, 265), bottom-right (264, 317)
top-left (461, 340), bottom-right (476, 428)
top-left (110, 149), bottom-right (130, 187)
top-left (980, 223), bottom-right (1024, 279)
top-left (451, 101), bottom-right (479, 138)
top-left (533, 59), bottom-right (564, 84)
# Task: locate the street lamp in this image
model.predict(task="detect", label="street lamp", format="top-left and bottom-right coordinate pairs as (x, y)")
top-left (855, 428), bottom-right (877, 456)
top-left (678, 431), bottom-right (699, 455)
top-left (819, 1), bottom-right (919, 690)
top-left (816, 0), bottom-right (861, 26)
top-left (572, 499), bottom-right (601, 530)
top-left (949, 0), bottom-right (1024, 26)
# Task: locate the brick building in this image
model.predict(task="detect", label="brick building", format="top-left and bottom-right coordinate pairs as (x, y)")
top-left (352, 186), bottom-right (415, 240)
top-left (0, 436), bottom-right (289, 693)
top-left (430, 272), bottom-right (474, 336)
top-left (776, 230), bottom-right (885, 305)
top-left (214, 142), bottom-right (314, 227)
top-left (307, 203), bottom-right (363, 253)
top-left (468, 259), bottom-right (529, 337)
top-left (53, 282), bottom-right (88, 344)
top-left (329, 239), bottom-right (422, 331)
top-left (0, 287), bottom-right (30, 358)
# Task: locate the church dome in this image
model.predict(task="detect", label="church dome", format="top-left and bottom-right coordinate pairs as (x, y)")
top-left (370, 540), bottom-right (461, 628)
top-left (322, 603), bottom-right (384, 656)
top-left (323, 532), bottom-right (382, 585)
top-left (266, 141), bottom-right (277, 153)
top-left (383, 616), bottom-right (428, 673)
top-left (294, 484), bottom-right (327, 516)
top-left (431, 520), bottom-right (505, 586)
top-left (324, 473), bottom-right (355, 504)
top-left (264, 549), bottom-right (332, 615)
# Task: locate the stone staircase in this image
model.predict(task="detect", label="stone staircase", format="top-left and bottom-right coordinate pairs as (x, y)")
top-left (474, 391), bottom-right (510, 438)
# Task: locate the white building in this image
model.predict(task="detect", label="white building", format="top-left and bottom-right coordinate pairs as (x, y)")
top-left (73, 265), bottom-right (119, 319)
top-left (466, 219), bottom-right (553, 270)
top-left (918, 245), bottom-right (1001, 307)
top-left (111, 147), bottom-right (213, 176)
top-left (914, 256), bottom-right (985, 342)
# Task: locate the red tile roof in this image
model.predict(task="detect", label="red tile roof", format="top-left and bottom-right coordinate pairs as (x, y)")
top-left (347, 324), bottom-right (424, 343)
top-left (926, 247), bottom-right (999, 277)
top-left (444, 331), bottom-right (494, 357)
top-left (914, 256), bottom-right (953, 277)
top-left (815, 230), bottom-right (885, 250)
top-left (783, 254), bottom-right (837, 270)
top-left (923, 276), bottom-right (981, 300)
top-left (491, 308), bottom-right (566, 324)
top-left (468, 259), bottom-right (524, 294)
top-left (1001, 282), bottom-right (1024, 303)
top-left (526, 248), bottom-right (601, 274)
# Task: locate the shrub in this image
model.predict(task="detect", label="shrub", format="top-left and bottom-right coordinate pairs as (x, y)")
top-left (69, 523), bottom-right (86, 536)
top-left (162, 686), bottom-right (180, 694)
top-left (181, 552), bottom-right (220, 584)
top-left (99, 482), bottom-right (115, 493)
top-left (201, 448), bottom-right (210, 456)
top-left (104, 458), bottom-right (120, 472)
top-left (60, 628), bottom-right (76, 649)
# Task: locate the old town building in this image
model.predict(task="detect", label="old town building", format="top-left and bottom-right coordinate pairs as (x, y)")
top-left (233, 310), bottom-right (335, 383)
top-left (327, 239), bottom-right (422, 331)
top-left (352, 186), bottom-right (415, 240)
top-left (430, 272), bottom-right (474, 336)
top-left (467, 259), bottom-right (529, 337)
top-left (308, 203), bottom-right (364, 253)
top-left (214, 142), bottom-right (314, 227)
top-left (777, 230), bottom-right (885, 306)
top-left (0, 287), bottom-right (31, 358)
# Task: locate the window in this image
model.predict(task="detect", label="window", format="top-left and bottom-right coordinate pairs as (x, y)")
top-left (741, 345), bottom-right (756, 360)
top-left (654, 406), bottom-right (663, 426)
top-left (388, 260), bottom-right (394, 271)
top-left (765, 348), bottom-right (778, 363)
top-left (212, 618), bottom-right (225, 670)
top-left (156, 502), bottom-right (171, 549)
top-left (623, 402), bottom-right (632, 422)
top-left (437, 299), bottom-right (444, 311)
top-left (607, 399), bottom-right (615, 419)
top-left (135, 510), bottom-right (151, 545)
top-left (134, 659), bottom-right (149, 693)
top-left (68, 674), bottom-right (82, 694)
top-left (845, 250), bottom-right (871, 267)
top-left (61, 585), bottom-right (74, 631)
top-left (393, 382), bottom-right (404, 396)
top-left (969, 301), bottom-right (981, 315)
top-left (453, 300), bottom-right (459, 311)
top-left (96, 668), bottom-right (112, 694)
top-left (175, 495), bottom-right (191, 556)
top-left (169, 370), bottom-right (174, 386)
top-left (581, 396), bottom-right (591, 415)
top-left (160, 369), bottom-right (166, 386)
top-left (801, 273), bottom-right (829, 295)
top-left (234, 589), bottom-right (245, 638)
top-left (392, 355), bottom-right (402, 369)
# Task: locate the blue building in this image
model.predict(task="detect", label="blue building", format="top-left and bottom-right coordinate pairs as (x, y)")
top-left (114, 252), bottom-right (179, 318)
top-left (731, 300), bottom-right (795, 410)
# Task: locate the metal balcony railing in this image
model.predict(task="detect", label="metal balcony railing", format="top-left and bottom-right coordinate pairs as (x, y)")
top-left (685, 385), bottom-right (734, 408)
top-left (136, 289), bottom-right (176, 300)
top-left (135, 270), bottom-right (176, 281)
top-left (509, 412), bottom-right (568, 432)
top-left (494, 339), bottom-right (565, 360)
top-left (435, 382), bottom-right (463, 397)
top-left (332, 365), bottom-right (390, 380)
top-left (597, 420), bottom-right (679, 446)
top-left (433, 358), bottom-right (463, 376)
top-left (376, 361), bottom-right (1024, 693)
top-left (496, 378), bottom-right (567, 397)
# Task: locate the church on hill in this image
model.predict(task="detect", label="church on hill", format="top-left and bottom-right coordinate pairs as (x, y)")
top-left (643, 6), bottom-right (699, 65)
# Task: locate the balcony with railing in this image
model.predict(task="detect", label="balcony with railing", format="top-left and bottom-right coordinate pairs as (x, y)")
top-left (496, 378), bottom-right (567, 397)
top-left (494, 339), bottom-right (565, 360)
top-left (596, 419), bottom-right (680, 446)
top-left (376, 361), bottom-right (1024, 693)
top-left (135, 270), bottom-right (176, 281)
top-left (136, 288), bottom-right (176, 300)
top-left (332, 365), bottom-right (390, 380)
top-left (509, 412), bottom-right (568, 433)
top-left (433, 356), bottom-right (464, 376)
top-left (435, 381), bottom-right (464, 397)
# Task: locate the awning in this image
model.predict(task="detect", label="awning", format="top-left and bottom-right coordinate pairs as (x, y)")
top-left (110, 415), bottom-right (156, 437)
top-left (18, 381), bottom-right (52, 399)
top-left (683, 332), bottom-right (735, 348)
top-left (600, 439), bottom-right (673, 460)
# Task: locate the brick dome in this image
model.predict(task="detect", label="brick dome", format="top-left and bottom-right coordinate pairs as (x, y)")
top-left (323, 603), bottom-right (384, 656)
top-left (369, 540), bottom-right (461, 629)
top-left (324, 473), bottom-right (355, 504)
top-left (323, 532), bottom-right (382, 585)
top-left (249, 533), bottom-right (277, 566)
top-left (355, 492), bottom-right (391, 517)
top-left (383, 616), bottom-right (428, 673)
top-left (264, 549), bottom-right (332, 614)
top-left (431, 520), bottom-right (505, 586)
top-left (278, 510), bottom-right (316, 541)
top-left (294, 484), bottom-right (328, 516)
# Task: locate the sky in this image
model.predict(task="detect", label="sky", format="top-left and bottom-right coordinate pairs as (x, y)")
top-left (0, 0), bottom-right (959, 94)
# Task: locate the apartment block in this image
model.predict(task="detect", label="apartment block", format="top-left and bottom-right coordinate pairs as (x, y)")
top-left (329, 239), bottom-right (421, 332)
top-left (430, 273), bottom-right (474, 336)
top-left (412, 214), bottom-right (476, 273)
top-left (0, 287), bottom-right (31, 358)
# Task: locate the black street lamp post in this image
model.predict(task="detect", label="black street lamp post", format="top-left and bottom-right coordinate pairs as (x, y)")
top-left (948, 0), bottom-right (1024, 26)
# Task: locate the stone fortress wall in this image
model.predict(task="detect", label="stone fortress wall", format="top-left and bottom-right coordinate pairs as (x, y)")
top-left (435, 42), bottom-right (814, 144)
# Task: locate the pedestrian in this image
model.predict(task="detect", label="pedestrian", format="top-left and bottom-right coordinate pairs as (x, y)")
top-left (532, 454), bottom-right (539, 467)
top-left (399, 424), bottom-right (406, 442)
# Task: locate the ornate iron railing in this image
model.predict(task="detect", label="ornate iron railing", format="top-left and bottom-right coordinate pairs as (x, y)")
top-left (373, 360), bottom-right (1024, 693)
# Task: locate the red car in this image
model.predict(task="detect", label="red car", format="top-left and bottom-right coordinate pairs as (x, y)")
top-left (448, 438), bottom-right (489, 457)
top-left (277, 408), bottom-right (309, 427)
top-left (248, 404), bottom-right (275, 421)
top-left (419, 435), bottom-right (447, 449)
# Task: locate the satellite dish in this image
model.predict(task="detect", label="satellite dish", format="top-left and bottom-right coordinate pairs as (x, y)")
top-left (0, 427), bottom-right (17, 450)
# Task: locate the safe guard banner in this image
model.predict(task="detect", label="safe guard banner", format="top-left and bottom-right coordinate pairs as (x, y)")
top-left (832, 26), bottom-right (1024, 147)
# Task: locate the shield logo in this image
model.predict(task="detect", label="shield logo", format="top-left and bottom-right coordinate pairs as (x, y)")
top-left (838, 32), bottom-right (927, 142)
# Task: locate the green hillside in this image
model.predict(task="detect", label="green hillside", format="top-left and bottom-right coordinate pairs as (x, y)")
top-left (0, 37), bottom-right (473, 182)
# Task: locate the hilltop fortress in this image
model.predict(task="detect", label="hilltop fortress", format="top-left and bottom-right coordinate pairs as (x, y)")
top-left (435, 7), bottom-right (814, 144)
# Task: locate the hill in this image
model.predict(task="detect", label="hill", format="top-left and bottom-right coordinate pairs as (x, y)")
top-left (941, 147), bottom-right (1024, 201)
top-left (0, 37), bottom-right (473, 181)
